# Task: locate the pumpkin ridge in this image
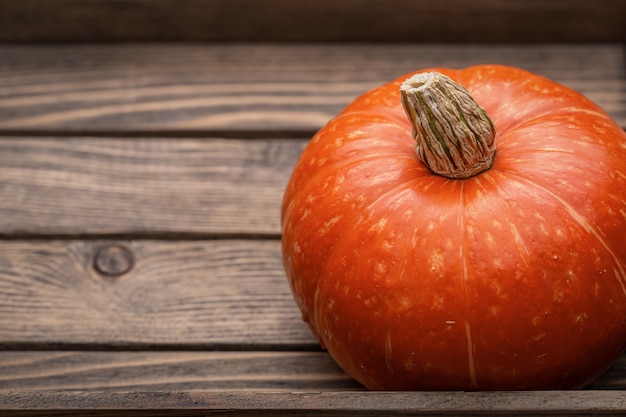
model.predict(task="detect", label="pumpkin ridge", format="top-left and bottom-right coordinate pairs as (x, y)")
top-left (494, 107), bottom-right (620, 152)
top-left (281, 150), bottom-right (418, 226)
top-left (505, 172), bottom-right (626, 300)
top-left (303, 152), bottom-right (419, 192)
top-left (312, 175), bottom-right (426, 266)
top-left (311, 175), bottom-right (480, 389)
top-left (311, 177), bottom-right (446, 348)
top-left (338, 107), bottom-right (410, 130)
top-left (281, 110), bottom-right (419, 204)
top-left (509, 107), bottom-right (610, 131)
top-left (458, 180), bottom-right (478, 389)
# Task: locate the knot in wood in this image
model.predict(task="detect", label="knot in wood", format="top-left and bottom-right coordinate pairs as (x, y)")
top-left (94, 244), bottom-right (134, 277)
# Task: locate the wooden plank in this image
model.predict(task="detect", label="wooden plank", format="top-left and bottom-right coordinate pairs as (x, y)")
top-left (0, 351), bottom-right (622, 393)
top-left (3, 390), bottom-right (626, 417)
top-left (0, 351), bottom-right (361, 392)
top-left (0, 137), bottom-right (305, 236)
top-left (0, 44), bottom-right (624, 133)
top-left (0, 0), bottom-right (623, 43)
top-left (0, 240), bottom-right (318, 348)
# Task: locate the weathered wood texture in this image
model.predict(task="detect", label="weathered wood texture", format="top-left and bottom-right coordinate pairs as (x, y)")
top-left (0, 350), bottom-right (624, 392)
top-left (0, 351), bottom-right (361, 392)
top-left (0, 240), bottom-right (316, 348)
top-left (2, 18), bottom-right (626, 414)
top-left (3, 390), bottom-right (626, 417)
top-left (0, 0), bottom-right (624, 43)
top-left (0, 138), bottom-right (304, 236)
top-left (0, 44), bottom-right (624, 134)
top-left (1, 45), bottom-right (622, 238)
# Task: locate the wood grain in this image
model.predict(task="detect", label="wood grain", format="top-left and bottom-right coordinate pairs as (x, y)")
top-left (0, 44), bottom-right (624, 133)
top-left (0, 0), bottom-right (624, 43)
top-left (3, 390), bottom-right (626, 417)
top-left (0, 240), bottom-right (318, 348)
top-left (0, 351), bottom-right (623, 393)
top-left (0, 351), bottom-right (361, 392)
top-left (0, 137), bottom-right (305, 236)
top-left (1, 28), bottom-right (626, 414)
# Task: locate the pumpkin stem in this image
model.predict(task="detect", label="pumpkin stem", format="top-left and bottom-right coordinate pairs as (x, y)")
top-left (400, 72), bottom-right (496, 179)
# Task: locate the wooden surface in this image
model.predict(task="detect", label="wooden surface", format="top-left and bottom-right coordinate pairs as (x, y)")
top-left (1, 16), bottom-right (626, 417)
top-left (4, 391), bottom-right (626, 417)
top-left (0, 0), bottom-right (624, 43)
top-left (1, 44), bottom-right (624, 135)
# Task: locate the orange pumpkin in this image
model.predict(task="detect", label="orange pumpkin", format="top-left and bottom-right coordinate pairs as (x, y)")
top-left (281, 65), bottom-right (626, 390)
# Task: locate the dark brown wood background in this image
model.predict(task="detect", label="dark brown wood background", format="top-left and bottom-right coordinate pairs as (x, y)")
top-left (0, 1), bottom-right (625, 415)
top-left (0, 0), bottom-right (624, 43)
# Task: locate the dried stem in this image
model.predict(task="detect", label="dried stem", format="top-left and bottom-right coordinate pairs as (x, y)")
top-left (400, 72), bottom-right (496, 179)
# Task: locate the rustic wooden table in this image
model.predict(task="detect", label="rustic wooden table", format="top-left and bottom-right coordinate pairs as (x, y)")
top-left (0, 1), bottom-right (625, 415)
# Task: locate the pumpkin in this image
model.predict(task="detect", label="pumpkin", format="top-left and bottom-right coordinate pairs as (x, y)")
top-left (280, 64), bottom-right (626, 390)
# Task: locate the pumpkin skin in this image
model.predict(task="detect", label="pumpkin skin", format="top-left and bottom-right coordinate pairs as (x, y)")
top-left (281, 65), bottom-right (626, 390)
